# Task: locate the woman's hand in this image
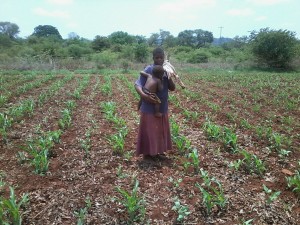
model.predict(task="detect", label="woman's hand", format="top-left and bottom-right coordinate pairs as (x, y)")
top-left (141, 92), bottom-right (160, 104)
top-left (135, 84), bottom-right (160, 104)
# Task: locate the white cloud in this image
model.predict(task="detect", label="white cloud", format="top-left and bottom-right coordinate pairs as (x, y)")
top-left (255, 16), bottom-right (267, 21)
top-left (33, 7), bottom-right (71, 19)
top-left (247, 0), bottom-right (290, 5)
top-left (157, 0), bottom-right (216, 13)
top-left (226, 8), bottom-right (254, 16)
top-left (46, 0), bottom-right (73, 5)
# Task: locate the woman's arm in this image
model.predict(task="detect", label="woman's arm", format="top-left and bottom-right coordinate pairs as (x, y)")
top-left (135, 84), bottom-right (160, 104)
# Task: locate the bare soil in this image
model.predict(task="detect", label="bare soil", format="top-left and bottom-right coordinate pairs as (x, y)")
top-left (0, 72), bottom-right (299, 224)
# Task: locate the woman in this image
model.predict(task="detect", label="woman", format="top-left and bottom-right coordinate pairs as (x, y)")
top-left (135, 47), bottom-right (176, 158)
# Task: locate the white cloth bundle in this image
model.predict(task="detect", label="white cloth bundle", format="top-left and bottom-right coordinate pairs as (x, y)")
top-left (163, 60), bottom-right (186, 89)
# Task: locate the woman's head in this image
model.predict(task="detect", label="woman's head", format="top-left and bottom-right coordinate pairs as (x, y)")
top-left (152, 47), bottom-right (165, 66)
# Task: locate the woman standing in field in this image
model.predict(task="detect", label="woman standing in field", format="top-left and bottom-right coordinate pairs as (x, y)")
top-left (134, 47), bottom-right (176, 158)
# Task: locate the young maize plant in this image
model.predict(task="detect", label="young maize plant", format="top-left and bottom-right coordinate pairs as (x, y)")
top-left (262, 184), bottom-right (281, 205)
top-left (286, 165), bottom-right (300, 195)
top-left (114, 178), bottom-right (146, 224)
top-left (222, 127), bottom-right (238, 152)
top-left (0, 186), bottom-right (29, 225)
top-left (202, 119), bottom-right (221, 141)
top-left (172, 198), bottom-right (191, 222)
top-left (239, 149), bottom-right (266, 176)
top-left (74, 197), bottom-right (92, 225)
top-left (196, 169), bottom-right (228, 215)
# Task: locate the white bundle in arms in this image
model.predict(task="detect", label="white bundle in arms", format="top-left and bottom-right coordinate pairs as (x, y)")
top-left (163, 60), bottom-right (186, 89)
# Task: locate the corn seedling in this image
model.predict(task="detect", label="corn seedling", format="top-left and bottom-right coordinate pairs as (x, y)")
top-left (0, 94), bottom-right (8, 107)
top-left (0, 173), bottom-right (6, 194)
top-left (196, 169), bottom-right (228, 215)
top-left (74, 196), bottom-right (92, 225)
top-left (196, 181), bottom-right (227, 215)
top-left (27, 143), bottom-right (49, 175)
top-left (207, 102), bottom-right (220, 112)
top-left (170, 117), bottom-right (180, 138)
top-left (0, 113), bottom-right (12, 143)
top-left (114, 178), bottom-right (146, 223)
top-left (79, 129), bottom-right (92, 158)
top-left (66, 100), bottom-right (76, 110)
top-left (0, 186), bottom-right (29, 225)
top-left (173, 135), bottom-right (191, 155)
top-left (262, 184), bottom-right (281, 204)
top-left (71, 89), bottom-right (81, 99)
top-left (240, 218), bottom-right (254, 225)
top-left (100, 75), bottom-right (112, 96)
top-left (107, 133), bottom-right (125, 155)
top-left (255, 126), bottom-right (272, 140)
top-left (100, 101), bottom-right (116, 115)
top-left (172, 198), bottom-right (190, 222)
top-left (229, 159), bottom-right (243, 171)
top-left (222, 127), bottom-right (238, 152)
top-left (17, 151), bottom-right (27, 164)
top-left (24, 130), bottom-right (61, 174)
top-left (203, 119), bottom-right (221, 141)
top-left (182, 109), bottom-right (199, 122)
top-left (269, 132), bottom-right (292, 153)
top-left (58, 108), bottom-right (72, 130)
top-left (239, 149), bottom-right (266, 176)
top-left (286, 169), bottom-right (300, 195)
top-left (240, 118), bottom-right (252, 129)
top-left (124, 150), bottom-right (133, 161)
top-left (168, 177), bottom-right (183, 189)
top-left (188, 148), bottom-right (201, 173)
top-left (116, 165), bottom-right (128, 179)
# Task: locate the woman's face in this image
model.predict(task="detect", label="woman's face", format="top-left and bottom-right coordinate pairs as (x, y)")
top-left (153, 53), bottom-right (164, 66)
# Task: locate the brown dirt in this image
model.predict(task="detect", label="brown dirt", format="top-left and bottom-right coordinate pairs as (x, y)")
top-left (0, 72), bottom-right (299, 224)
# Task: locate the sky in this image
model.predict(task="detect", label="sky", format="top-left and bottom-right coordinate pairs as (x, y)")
top-left (1, 0), bottom-right (299, 40)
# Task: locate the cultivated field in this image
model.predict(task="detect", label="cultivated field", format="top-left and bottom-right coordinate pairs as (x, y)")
top-left (0, 67), bottom-right (299, 224)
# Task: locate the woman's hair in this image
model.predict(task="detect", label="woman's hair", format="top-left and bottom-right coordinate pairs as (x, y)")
top-left (153, 47), bottom-right (164, 56)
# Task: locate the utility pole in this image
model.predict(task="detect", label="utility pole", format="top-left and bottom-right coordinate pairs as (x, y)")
top-left (218, 26), bottom-right (224, 45)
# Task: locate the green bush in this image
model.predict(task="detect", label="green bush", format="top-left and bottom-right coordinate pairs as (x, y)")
top-left (93, 51), bottom-right (117, 69)
top-left (250, 28), bottom-right (298, 68)
top-left (187, 50), bottom-right (210, 63)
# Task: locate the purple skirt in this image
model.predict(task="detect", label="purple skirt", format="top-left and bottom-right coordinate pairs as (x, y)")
top-left (136, 112), bottom-right (172, 156)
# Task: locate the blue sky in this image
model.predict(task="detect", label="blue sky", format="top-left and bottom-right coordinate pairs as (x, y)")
top-left (1, 0), bottom-right (299, 40)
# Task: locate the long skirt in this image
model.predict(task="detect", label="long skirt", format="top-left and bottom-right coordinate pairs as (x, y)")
top-left (136, 112), bottom-right (172, 156)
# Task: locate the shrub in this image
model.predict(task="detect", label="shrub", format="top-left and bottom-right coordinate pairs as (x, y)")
top-left (187, 50), bottom-right (210, 63)
top-left (249, 28), bottom-right (298, 68)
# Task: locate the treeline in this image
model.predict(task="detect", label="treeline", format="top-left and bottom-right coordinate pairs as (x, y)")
top-left (0, 22), bottom-right (300, 70)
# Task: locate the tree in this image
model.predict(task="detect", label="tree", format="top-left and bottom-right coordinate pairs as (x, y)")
top-left (0, 21), bottom-right (20, 39)
top-left (108, 31), bottom-right (135, 45)
top-left (134, 35), bottom-right (147, 44)
top-left (134, 43), bottom-right (148, 63)
top-left (148, 32), bottom-right (160, 46)
top-left (178, 29), bottom-right (213, 48)
top-left (249, 28), bottom-right (298, 68)
top-left (147, 30), bottom-right (177, 47)
top-left (178, 30), bottom-right (194, 47)
top-left (32, 25), bottom-right (62, 39)
top-left (68, 32), bottom-right (80, 40)
top-left (92, 35), bottom-right (110, 52)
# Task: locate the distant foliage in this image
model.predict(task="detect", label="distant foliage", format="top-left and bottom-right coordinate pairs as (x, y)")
top-left (187, 50), bottom-right (210, 63)
top-left (0, 21), bottom-right (20, 39)
top-left (249, 28), bottom-right (298, 68)
top-left (32, 25), bottom-right (62, 39)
